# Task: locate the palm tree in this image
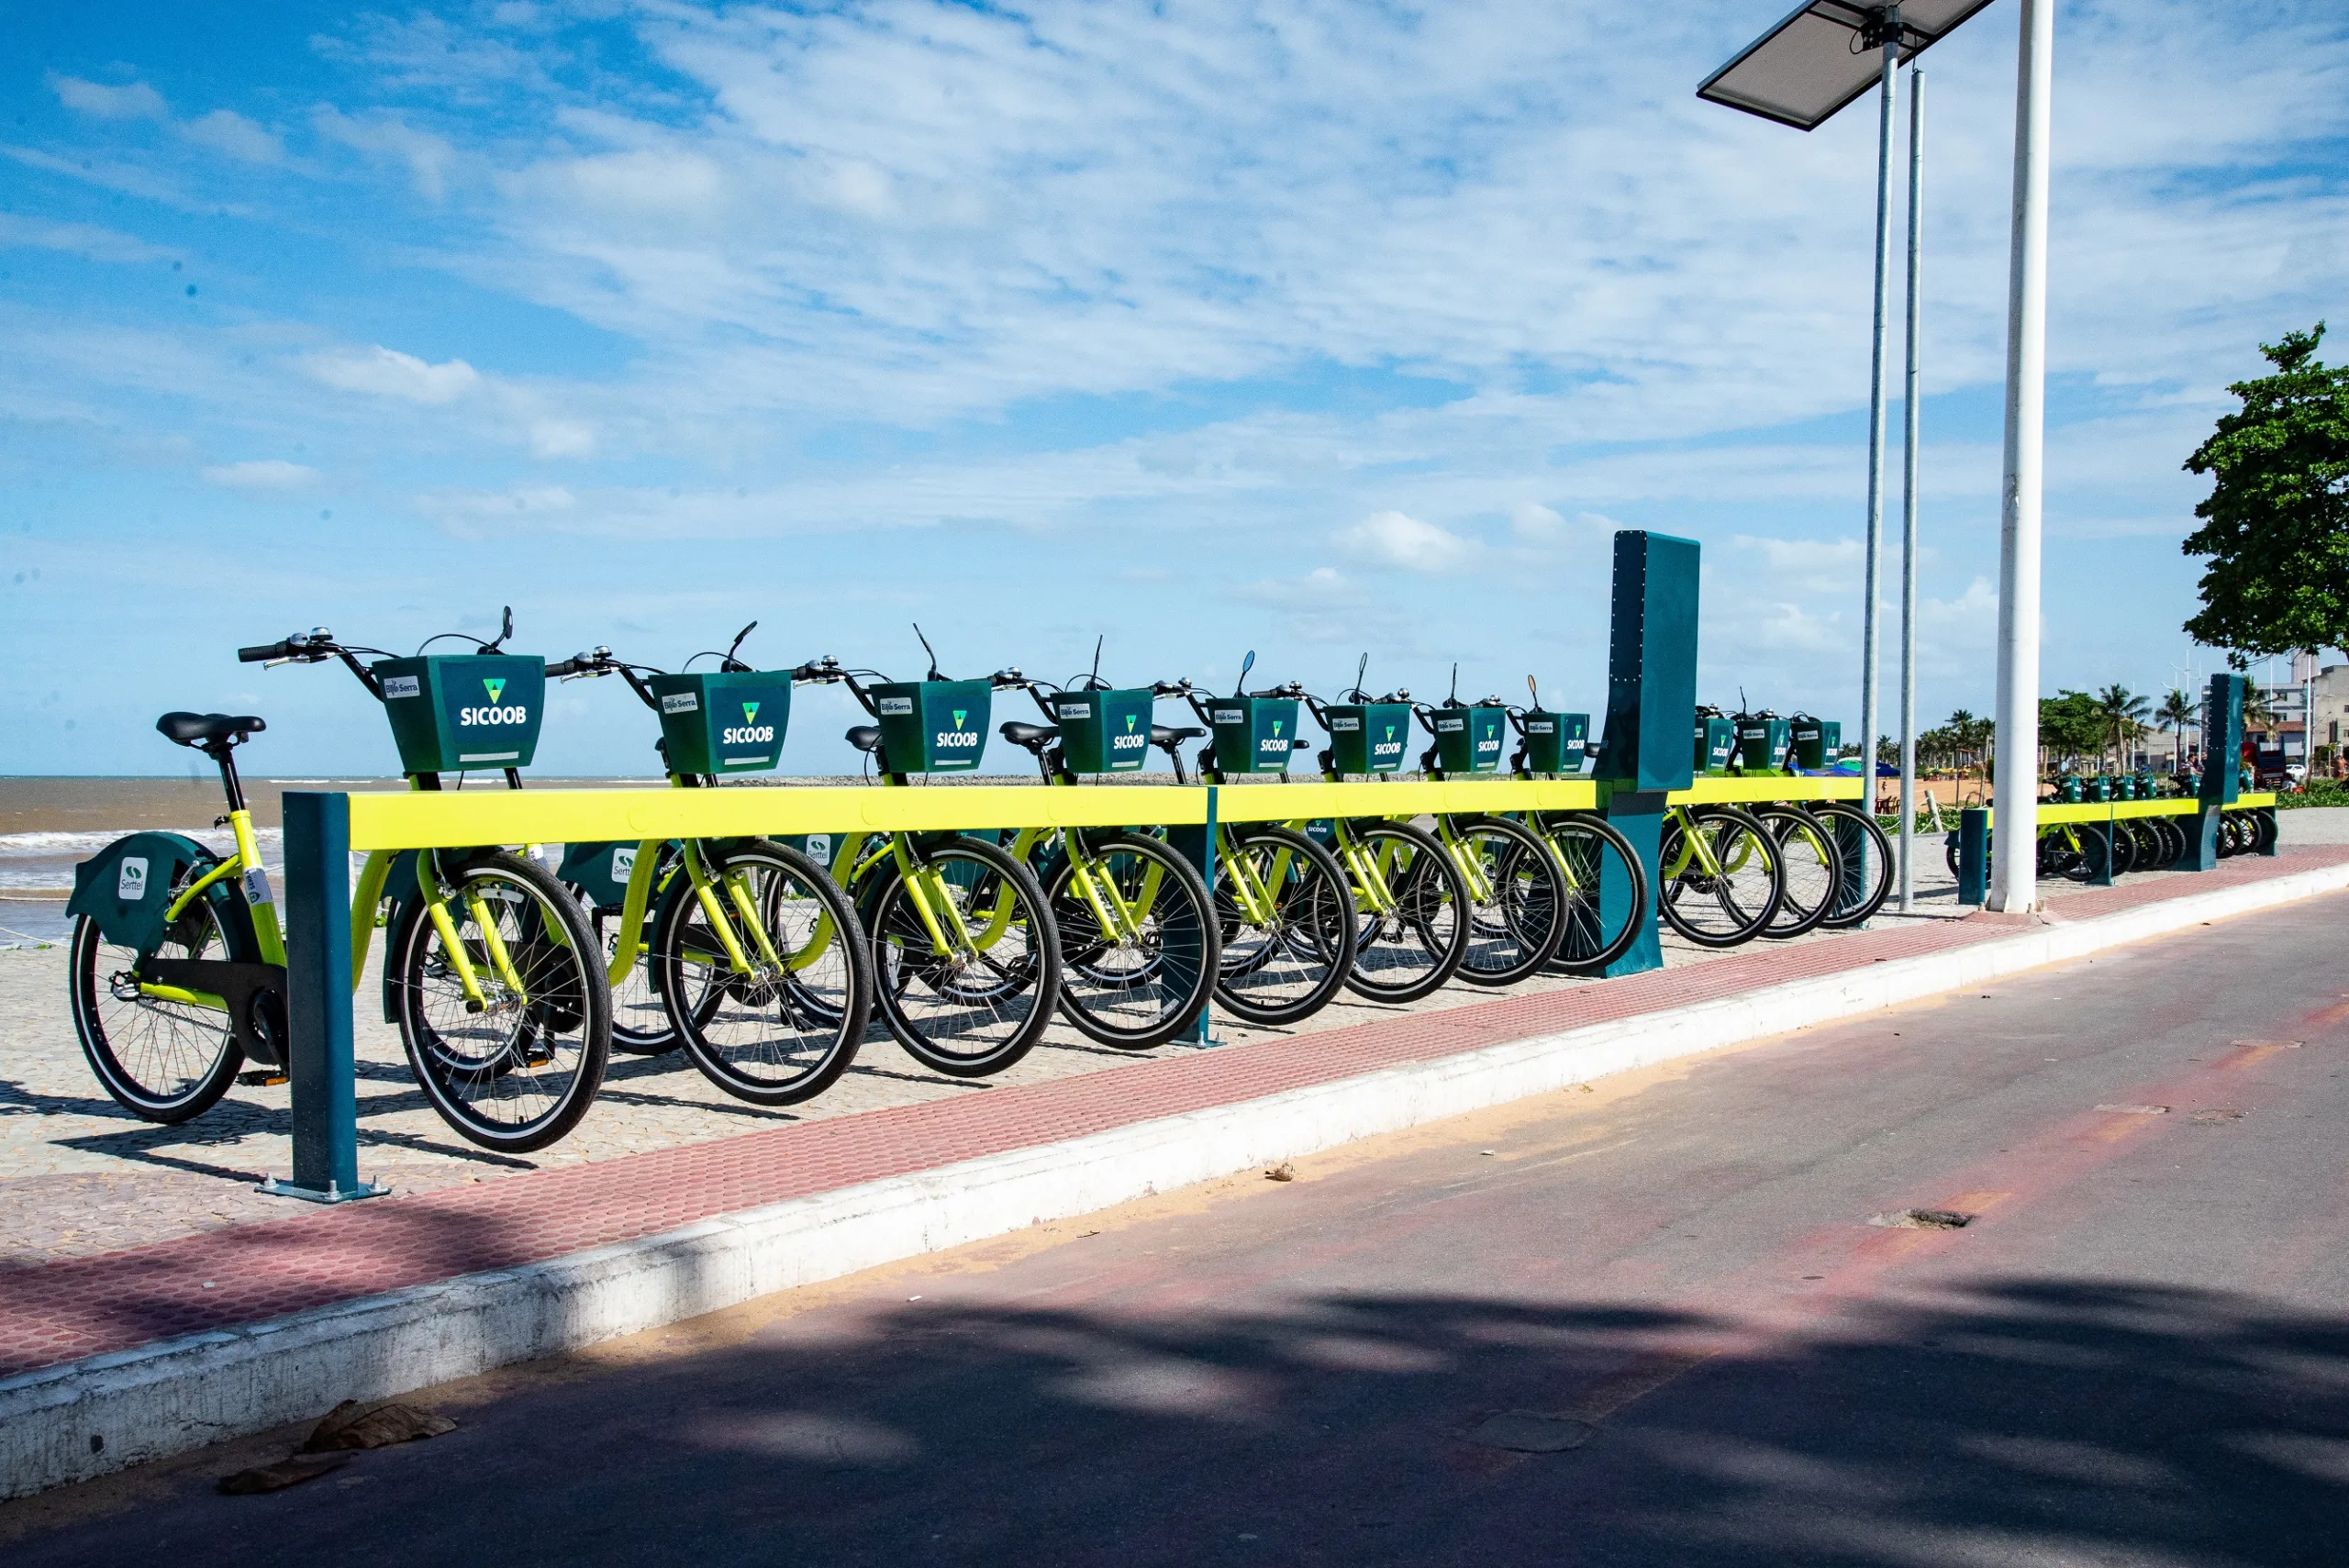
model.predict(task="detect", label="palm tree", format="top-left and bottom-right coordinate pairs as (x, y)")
top-left (2095, 684), bottom-right (2153, 775)
top-left (2155, 688), bottom-right (2196, 772)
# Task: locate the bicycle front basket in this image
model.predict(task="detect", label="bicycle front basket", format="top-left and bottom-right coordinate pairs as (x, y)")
top-left (1519, 709), bottom-right (1589, 775)
top-left (1324, 703), bottom-right (1414, 775)
top-left (872, 680), bottom-right (992, 773)
top-left (1208, 696), bottom-right (1301, 775)
top-left (1789, 716), bottom-right (1841, 771)
top-left (372, 654), bottom-right (547, 773)
top-left (1693, 714), bottom-right (1736, 776)
top-left (1050, 688), bottom-right (1157, 774)
top-left (1735, 717), bottom-right (1791, 774)
top-left (647, 671), bottom-right (794, 775)
top-left (1433, 704), bottom-right (1508, 774)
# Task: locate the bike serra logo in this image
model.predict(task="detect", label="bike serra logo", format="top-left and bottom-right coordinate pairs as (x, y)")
top-left (458, 675), bottom-right (529, 728)
top-left (722, 699), bottom-right (774, 746)
top-left (935, 707), bottom-right (979, 750)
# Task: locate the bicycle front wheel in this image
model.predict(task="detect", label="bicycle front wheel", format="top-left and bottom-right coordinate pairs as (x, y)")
top-left (1046, 830), bottom-right (1219, 1050)
top-left (866, 836), bottom-right (1061, 1078)
top-left (1534, 812), bottom-right (1648, 976)
top-left (1342, 819), bottom-right (1469, 1003)
top-left (569, 870), bottom-right (676, 1055)
top-left (1212, 824), bottom-right (1354, 1026)
top-left (69, 887), bottom-right (244, 1124)
top-left (652, 840), bottom-right (873, 1106)
top-left (390, 850), bottom-right (610, 1153)
top-left (1756, 805), bottom-right (1842, 940)
top-left (1447, 815), bottom-right (1567, 986)
top-left (1657, 807), bottom-right (1783, 948)
top-left (1813, 802), bottom-right (1894, 929)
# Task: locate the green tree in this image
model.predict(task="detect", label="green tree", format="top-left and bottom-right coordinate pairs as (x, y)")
top-left (2094, 684), bottom-right (2152, 774)
top-left (2155, 687), bottom-right (2196, 771)
top-left (2183, 324), bottom-right (2349, 662)
top-left (2038, 690), bottom-right (2105, 775)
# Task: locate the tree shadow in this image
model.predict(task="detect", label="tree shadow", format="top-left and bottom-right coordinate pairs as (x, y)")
top-left (17, 1277), bottom-right (2347, 1564)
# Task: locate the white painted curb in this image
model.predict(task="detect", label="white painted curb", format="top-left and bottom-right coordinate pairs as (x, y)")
top-left (8, 859), bottom-right (2346, 1498)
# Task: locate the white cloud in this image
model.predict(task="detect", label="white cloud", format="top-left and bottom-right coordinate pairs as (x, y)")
top-left (528, 419), bottom-right (595, 459)
top-left (202, 459), bottom-right (320, 491)
top-left (302, 346), bottom-right (481, 405)
top-left (313, 106), bottom-right (457, 200)
top-left (0, 214), bottom-right (178, 264)
top-left (50, 74), bottom-right (167, 121)
top-left (179, 109), bottom-right (284, 164)
top-left (1337, 511), bottom-right (1477, 573)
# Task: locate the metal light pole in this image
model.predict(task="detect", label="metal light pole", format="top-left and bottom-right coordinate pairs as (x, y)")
top-left (1859, 7), bottom-right (1899, 828)
top-left (1989, 0), bottom-right (2054, 913)
top-left (1898, 65), bottom-right (1924, 911)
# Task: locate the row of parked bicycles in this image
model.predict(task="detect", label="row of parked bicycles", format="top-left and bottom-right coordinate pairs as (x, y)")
top-left (66, 617), bottom-right (1891, 1157)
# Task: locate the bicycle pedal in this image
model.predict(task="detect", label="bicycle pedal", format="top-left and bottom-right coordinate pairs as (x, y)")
top-left (237, 1070), bottom-right (289, 1087)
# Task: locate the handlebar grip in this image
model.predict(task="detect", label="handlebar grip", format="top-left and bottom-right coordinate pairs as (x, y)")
top-left (238, 642), bottom-right (291, 663)
top-left (545, 658), bottom-right (583, 678)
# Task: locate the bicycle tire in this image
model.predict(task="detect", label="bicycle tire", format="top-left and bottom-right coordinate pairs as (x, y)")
top-left (568, 873), bottom-right (678, 1055)
top-left (1445, 814), bottom-right (1567, 986)
top-left (68, 875), bottom-right (247, 1124)
top-left (1812, 802), bottom-right (1895, 929)
top-left (1211, 823), bottom-right (1354, 1027)
top-left (1043, 829), bottom-right (1219, 1050)
top-left (1658, 806), bottom-right (1784, 947)
top-left (651, 839), bottom-right (873, 1106)
top-left (1341, 818), bottom-right (1470, 1002)
top-left (389, 849), bottom-right (611, 1153)
top-left (864, 835), bottom-right (1061, 1078)
top-left (1756, 804), bottom-right (1843, 940)
top-left (1532, 811), bottom-right (1648, 975)
top-left (2252, 809), bottom-right (2277, 854)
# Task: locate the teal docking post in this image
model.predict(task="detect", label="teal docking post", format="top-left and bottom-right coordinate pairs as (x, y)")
top-left (1593, 529), bottom-right (1699, 977)
top-left (1956, 806), bottom-right (1987, 905)
top-left (261, 792), bottom-right (384, 1203)
top-left (2188, 673), bottom-right (2244, 872)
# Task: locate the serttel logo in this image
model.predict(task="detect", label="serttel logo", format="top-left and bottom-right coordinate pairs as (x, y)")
top-left (611, 846), bottom-right (637, 879)
top-left (483, 677), bottom-right (507, 704)
top-left (117, 857), bottom-right (149, 901)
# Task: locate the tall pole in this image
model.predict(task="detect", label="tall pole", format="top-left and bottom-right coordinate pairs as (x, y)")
top-left (1898, 65), bottom-right (1923, 912)
top-left (1989, 0), bottom-right (2053, 913)
top-left (1860, 6), bottom-right (1900, 820)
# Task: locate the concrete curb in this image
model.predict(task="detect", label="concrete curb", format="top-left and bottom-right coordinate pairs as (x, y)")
top-left (9, 859), bottom-right (2347, 1498)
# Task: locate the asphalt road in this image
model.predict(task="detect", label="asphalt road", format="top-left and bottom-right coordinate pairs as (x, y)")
top-left (11, 895), bottom-right (2349, 1566)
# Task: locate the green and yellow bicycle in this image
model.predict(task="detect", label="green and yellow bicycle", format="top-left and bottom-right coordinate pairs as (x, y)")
top-left (67, 618), bottom-right (610, 1152)
top-left (546, 628), bottom-right (874, 1106)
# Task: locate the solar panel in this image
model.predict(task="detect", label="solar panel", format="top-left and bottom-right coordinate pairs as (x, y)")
top-left (1698, 0), bottom-right (1997, 129)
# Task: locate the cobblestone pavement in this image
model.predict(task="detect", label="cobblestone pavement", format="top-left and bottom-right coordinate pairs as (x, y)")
top-left (4, 814), bottom-right (2321, 1272)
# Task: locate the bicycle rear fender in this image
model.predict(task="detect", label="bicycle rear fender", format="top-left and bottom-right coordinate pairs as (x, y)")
top-left (68, 831), bottom-right (220, 955)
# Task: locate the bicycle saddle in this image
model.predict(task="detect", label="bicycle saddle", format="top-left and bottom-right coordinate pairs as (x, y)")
top-left (1151, 725), bottom-right (1206, 745)
top-left (999, 721), bottom-right (1059, 751)
top-left (845, 725), bottom-right (882, 754)
top-left (157, 712), bottom-right (266, 745)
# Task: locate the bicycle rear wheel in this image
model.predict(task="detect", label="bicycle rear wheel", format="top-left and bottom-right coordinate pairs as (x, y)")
top-left (1046, 829), bottom-right (1219, 1050)
top-left (1212, 824), bottom-right (1353, 1026)
top-left (1446, 814), bottom-right (1566, 986)
top-left (389, 849), bottom-right (611, 1153)
top-left (1533, 812), bottom-right (1647, 976)
top-left (653, 840), bottom-right (873, 1106)
top-left (568, 867), bottom-right (676, 1055)
top-left (866, 836), bottom-right (1061, 1077)
top-left (69, 880), bottom-right (246, 1124)
top-left (1342, 819), bottom-right (1469, 1002)
top-left (1756, 805), bottom-right (1842, 940)
top-left (1813, 802), bottom-right (1894, 929)
top-left (1657, 807), bottom-right (1783, 948)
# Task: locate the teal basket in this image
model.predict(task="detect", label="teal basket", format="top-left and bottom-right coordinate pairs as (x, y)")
top-left (647, 671), bottom-right (793, 775)
top-left (1208, 696), bottom-right (1301, 774)
top-left (373, 653), bottom-right (547, 774)
top-left (1432, 705), bottom-right (1508, 774)
top-left (872, 680), bottom-right (991, 773)
top-left (1519, 710), bottom-right (1589, 775)
top-left (1324, 703), bottom-right (1413, 774)
top-left (1694, 715), bottom-right (1736, 775)
top-left (1789, 716), bottom-right (1841, 771)
top-left (1735, 717), bottom-right (1791, 774)
top-left (1050, 688), bottom-right (1156, 774)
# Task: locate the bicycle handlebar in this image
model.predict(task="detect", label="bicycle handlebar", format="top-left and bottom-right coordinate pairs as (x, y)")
top-left (238, 641), bottom-right (292, 663)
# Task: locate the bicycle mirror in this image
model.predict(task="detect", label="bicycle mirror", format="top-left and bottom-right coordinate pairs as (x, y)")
top-left (725, 620), bottom-right (758, 671)
top-left (1234, 650), bottom-right (1254, 697)
top-left (1089, 634), bottom-right (1104, 689)
top-left (484, 605), bottom-right (513, 653)
top-left (1527, 673), bottom-right (1540, 708)
top-left (914, 622), bottom-right (943, 682)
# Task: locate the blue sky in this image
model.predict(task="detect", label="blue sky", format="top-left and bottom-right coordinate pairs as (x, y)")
top-left (6, 0), bottom-right (2346, 776)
